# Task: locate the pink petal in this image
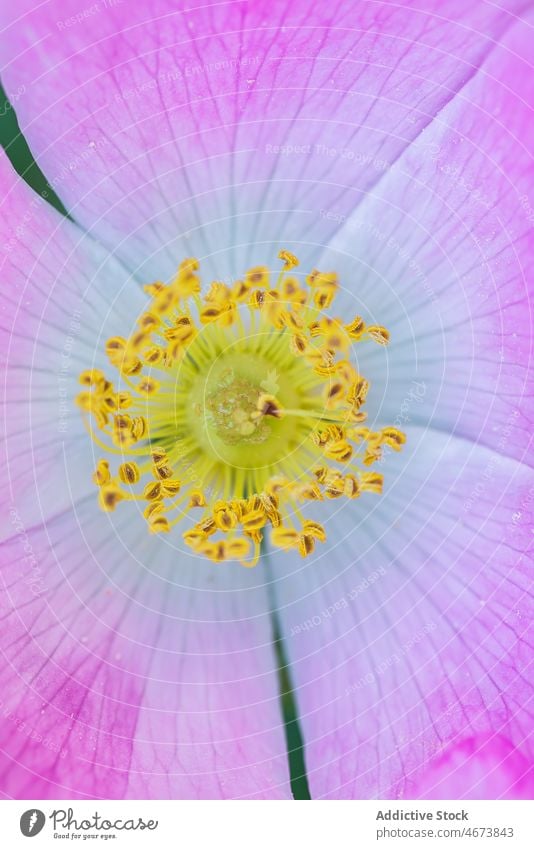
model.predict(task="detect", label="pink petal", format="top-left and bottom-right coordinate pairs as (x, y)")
top-left (318, 15), bottom-right (533, 462)
top-left (0, 1), bottom-right (523, 279)
top-left (1, 0), bottom-right (532, 802)
top-left (0, 499), bottom-right (291, 798)
top-left (413, 735), bottom-right (532, 799)
top-left (0, 152), bottom-right (147, 531)
top-left (0, 157), bottom-right (290, 799)
top-left (271, 430), bottom-right (533, 799)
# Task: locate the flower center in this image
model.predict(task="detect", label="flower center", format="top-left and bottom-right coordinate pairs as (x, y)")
top-left (207, 372), bottom-right (269, 445)
top-left (77, 250), bottom-right (405, 566)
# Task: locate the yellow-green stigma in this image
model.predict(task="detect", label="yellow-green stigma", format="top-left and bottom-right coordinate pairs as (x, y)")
top-left (76, 250), bottom-right (405, 566)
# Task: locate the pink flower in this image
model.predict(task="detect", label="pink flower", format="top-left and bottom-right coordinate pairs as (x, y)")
top-left (0, 0), bottom-right (532, 799)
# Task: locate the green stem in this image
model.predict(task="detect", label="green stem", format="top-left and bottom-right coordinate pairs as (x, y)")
top-left (264, 542), bottom-right (311, 800)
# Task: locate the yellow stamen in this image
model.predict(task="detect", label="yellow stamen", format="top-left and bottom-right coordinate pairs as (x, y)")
top-left (278, 249), bottom-right (299, 270)
top-left (119, 462), bottom-right (140, 485)
top-left (93, 459), bottom-right (111, 486)
top-left (77, 251), bottom-right (404, 566)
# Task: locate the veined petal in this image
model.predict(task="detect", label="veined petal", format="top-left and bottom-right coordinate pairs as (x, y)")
top-left (318, 16), bottom-right (533, 462)
top-left (0, 499), bottom-right (291, 798)
top-left (271, 429), bottom-right (533, 799)
top-left (0, 1), bottom-right (524, 280)
top-left (0, 152), bottom-right (146, 534)
top-left (0, 0), bottom-right (531, 804)
top-left (0, 160), bottom-right (292, 798)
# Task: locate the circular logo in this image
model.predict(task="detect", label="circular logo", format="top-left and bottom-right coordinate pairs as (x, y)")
top-left (20, 810), bottom-right (46, 837)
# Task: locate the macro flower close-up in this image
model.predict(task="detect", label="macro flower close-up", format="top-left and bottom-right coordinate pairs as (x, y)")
top-left (0, 0), bottom-right (532, 803)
